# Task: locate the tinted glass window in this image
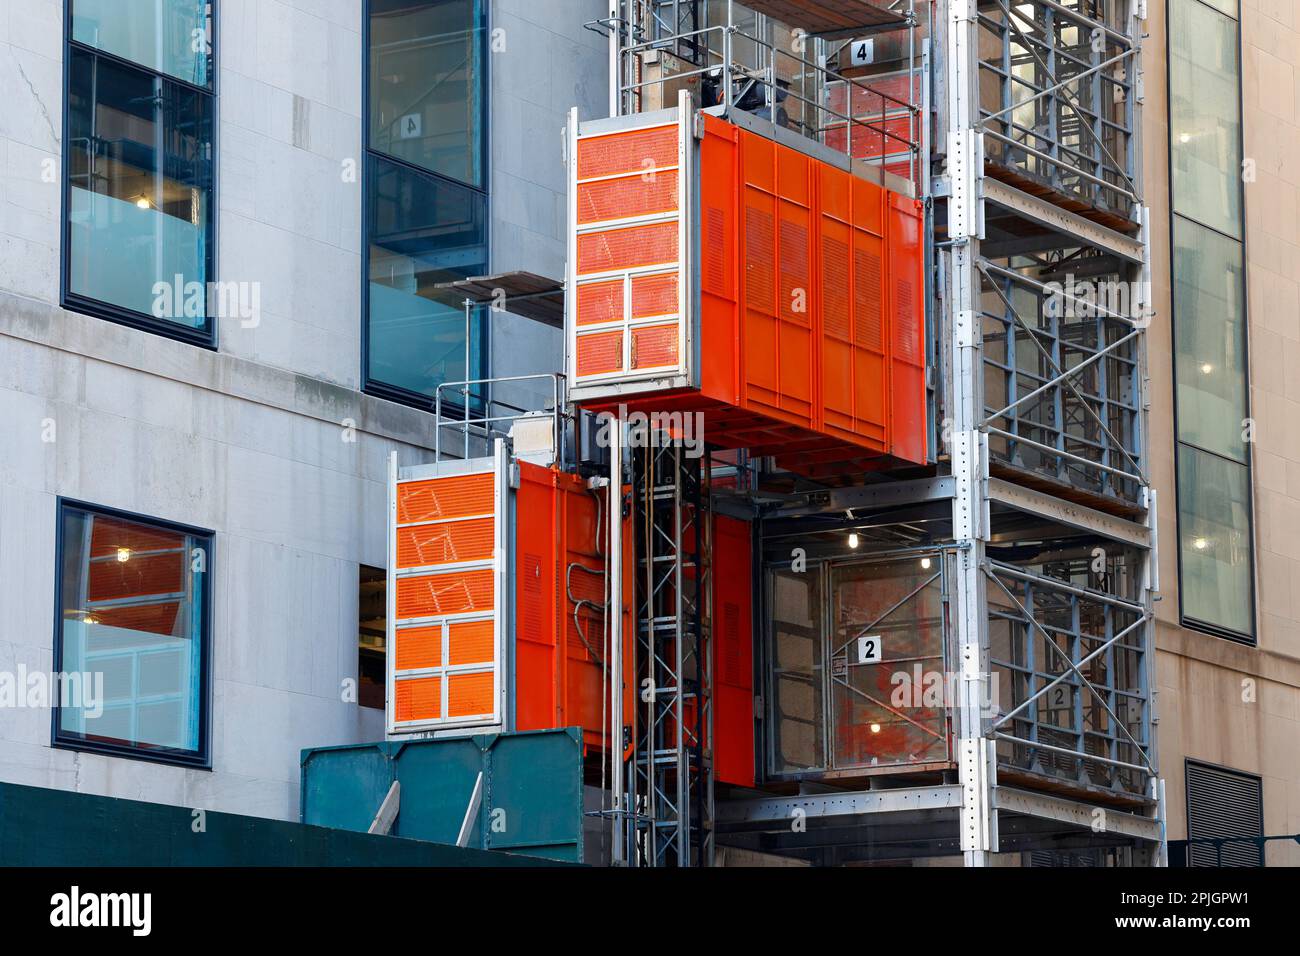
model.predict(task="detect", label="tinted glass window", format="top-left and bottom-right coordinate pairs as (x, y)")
top-left (55, 505), bottom-right (211, 764)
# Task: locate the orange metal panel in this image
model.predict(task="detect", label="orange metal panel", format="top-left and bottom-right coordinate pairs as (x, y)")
top-left (576, 221), bottom-right (678, 276)
top-left (447, 672), bottom-right (494, 718)
top-left (395, 569), bottom-right (494, 619)
top-left (397, 475), bottom-right (493, 523)
top-left (630, 323), bottom-right (679, 369)
top-left (395, 517), bottom-right (493, 569)
top-left (448, 620), bottom-right (494, 666)
top-left (394, 677), bottom-right (441, 723)
top-left (575, 329), bottom-right (624, 378)
top-left (713, 515), bottom-right (755, 788)
top-left (395, 625), bottom-right (442, 670)
top-left (630, 272), bottom-right (678, 318)
top-left (511, 462), bottom-right (634, 752)
top-left (576, 279), bottom-right (623, 326)
top-left (888, 192), bottom-right (926, 464)
top-left (578, 172), bottom-right (678, 225)
top-left (698, 115), bottom-right (739, 405)
top-left (577, 125), bottom-right (678, 180)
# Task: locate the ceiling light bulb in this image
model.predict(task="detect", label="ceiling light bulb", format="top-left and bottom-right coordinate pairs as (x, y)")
top-left (1193, 537), bottom-right (1208, 550)
top-left (870, 723), bottom-right (882, 734)
top-left (848, 532), bottom-right (860, 549)
top-left (920, 557), bottom-right (932, 569)
top-left (135, 197), bottom-right (152, 209)
top-left (1179, 132), bottom-right (1191, 143)
top-left (1200, 362), bottom-right (1213, 374)
top-left (116, 547), bottom-right (131, 563)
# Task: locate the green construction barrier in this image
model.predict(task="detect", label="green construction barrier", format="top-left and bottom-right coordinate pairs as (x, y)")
top-left (300, 728), bottom-right (585, 863)
top-left (0, 781), bottom-right (562, 867)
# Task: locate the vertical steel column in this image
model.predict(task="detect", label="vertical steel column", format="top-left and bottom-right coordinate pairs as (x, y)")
top-left (944, 0), bottom-right (996, 866)
top-left (608, 417), bottom-right (627, 865)
top-left (630, 438), bottom-right (712, 865)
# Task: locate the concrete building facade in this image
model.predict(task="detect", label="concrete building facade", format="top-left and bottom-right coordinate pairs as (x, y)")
top-left (0, 0), bottom-right (605, 821)
top-left (1145, 0), bottom-right (1300, 864)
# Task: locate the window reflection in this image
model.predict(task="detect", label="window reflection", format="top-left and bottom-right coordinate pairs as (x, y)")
top-left (66, 48), bottom-right (214, 332)
top-left (72, 0), bottom-right (212, 88)
top-left (1169, 0), bottom-right (1242, 238)
top-left (368, 0), bottom-right (485, 188)
top-left (367, 156), bottom-right (487, 401)
top-left (1177, 447), bottom-right (1254, 638)
top-left (1173, 217), bottom-right (1248, 464)
top-left (57, 507), bottom-right (208, 759)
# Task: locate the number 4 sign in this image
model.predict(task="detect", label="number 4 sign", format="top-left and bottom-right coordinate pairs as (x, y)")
top-left (849, 38), bottom-right (874, 67)
top-left (856, 634), bottom-right (883, 664)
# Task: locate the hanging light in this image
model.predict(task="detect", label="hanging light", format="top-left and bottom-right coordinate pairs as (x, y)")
top-left (870, 723), bottom-right (882, 734)
top-left (920, 556), bottom-right (932, 570)
top-left (1193, 537), bottom-right (1209, 551)
top-left (848, 532), bottom-right (860, 549)
top-left (116, 547), bottom-right (131, 563)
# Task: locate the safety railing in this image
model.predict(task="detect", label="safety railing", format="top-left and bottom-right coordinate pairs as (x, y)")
top-left (978, 260), bottom-right (1144, 503)
top-left (977, 0), bottom-right (1139, 220)
top-left (433, 372), bottom-right (569, 464)
top-left (987, 553), bottom-right (1153, 798)
top-left (612, 13), bottom-right (922, 190)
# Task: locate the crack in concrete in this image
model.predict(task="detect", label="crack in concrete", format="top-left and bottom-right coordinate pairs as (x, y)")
top-left (13, 56), bottom-right (58, 148)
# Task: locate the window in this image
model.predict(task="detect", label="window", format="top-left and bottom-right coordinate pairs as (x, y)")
top-left (368, 0), bottom-right (484, 187)
top-left (53, 502), bottom-right (212, 766)
top-left (1167, 0), bottom-right (1254, 642)
top-left (358, 565), bottom-right (386, 710)
top-left (1185, 761), bottom-right (1263, 866)
top-left (63, 0), bottom-right (216, 346)
top-left (364, 0), bottom-right (488, 409)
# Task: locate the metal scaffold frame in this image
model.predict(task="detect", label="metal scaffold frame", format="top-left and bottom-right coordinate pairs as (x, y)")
top-left (942, 0), bottom-right (1161, 865)
top-left (582, 0), bottom-right (1161, 866)
top-left (629, 439), bottom-right (713, 866)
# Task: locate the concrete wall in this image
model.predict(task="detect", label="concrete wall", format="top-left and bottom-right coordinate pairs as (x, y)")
top-left (0, 0), bottom-right (605, 822)
top-left (1144, 0), bottom-right (1300, 863)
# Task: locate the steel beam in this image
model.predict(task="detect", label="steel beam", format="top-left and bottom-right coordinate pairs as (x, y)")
top-left (994, 787), bottom-right (1162, 842)
top-left (716, 785), bottom-right (964, 827)
top-left (986, 477), bottom-right (1150, 547)
top-left (982, 178), bottom-right (1145, 263)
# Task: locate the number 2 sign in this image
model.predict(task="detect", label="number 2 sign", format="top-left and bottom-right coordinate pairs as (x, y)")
top-left (857, 634), bottom-right (883, 664)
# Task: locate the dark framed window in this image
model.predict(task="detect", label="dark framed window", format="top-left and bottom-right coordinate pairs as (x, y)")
top-left (62, 0), bottom-right (217, 347)
top-left (363, 0), bottom-right (488, 410)
top-left (358, 565), bottom-right (386, 710)
top-left (53, 501), bottom-right (213, 767)
top-left (1167, 0), bottom-right (1255, 643)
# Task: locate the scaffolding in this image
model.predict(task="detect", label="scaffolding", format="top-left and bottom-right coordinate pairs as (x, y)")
top-left (586, 0), bottom-right (1160, 866)
top-left (628, 440), bottom-right (714, 865)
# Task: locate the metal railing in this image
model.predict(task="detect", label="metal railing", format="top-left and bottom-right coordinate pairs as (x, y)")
top-left (978, 260), bottom-right (1144, 502)
top-left (433, 372), bottom-right (569, 463)
top-left (610, 2), bottom-right (922, 190)
top-left (977, 0), bottom-right (1139, 218)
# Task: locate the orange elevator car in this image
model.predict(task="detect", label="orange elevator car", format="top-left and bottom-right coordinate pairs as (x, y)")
top-left (566, 93), bottom-right (927, 477)
top-left (386, 443), bottom-right (634, 751)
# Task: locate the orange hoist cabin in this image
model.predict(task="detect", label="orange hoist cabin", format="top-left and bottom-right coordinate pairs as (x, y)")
top-left (565, 92), bottom-right (927, 478)
top-left (385, 442), bottom-right (634, 752)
